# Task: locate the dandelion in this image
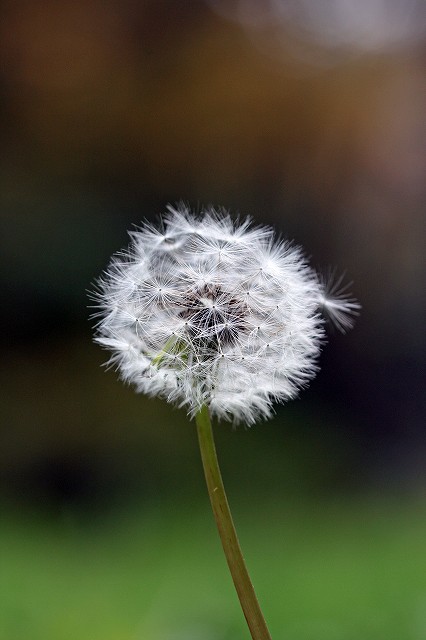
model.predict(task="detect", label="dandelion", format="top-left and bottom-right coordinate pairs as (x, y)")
top-left (91, 203), bottom-right (359, 640)
top-left (93, 204), bottom-right (358, 423)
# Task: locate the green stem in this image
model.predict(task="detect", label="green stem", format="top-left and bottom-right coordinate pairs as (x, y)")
top-left (195, 405), bottom-right (272, 640)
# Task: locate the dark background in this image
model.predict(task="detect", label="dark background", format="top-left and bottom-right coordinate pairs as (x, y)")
top-left (0, 2), bottom-right (425, 639)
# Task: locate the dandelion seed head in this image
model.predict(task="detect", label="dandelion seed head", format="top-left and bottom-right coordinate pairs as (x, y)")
top-left (91, 204), bottom-right (359, 423)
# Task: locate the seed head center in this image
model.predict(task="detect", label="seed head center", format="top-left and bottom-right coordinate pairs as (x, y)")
top-left (179, 284), bottom-right (247, 348)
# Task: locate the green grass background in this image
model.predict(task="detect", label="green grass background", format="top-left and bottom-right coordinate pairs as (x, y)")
top-left (2, 496), bottom-right (426, 640)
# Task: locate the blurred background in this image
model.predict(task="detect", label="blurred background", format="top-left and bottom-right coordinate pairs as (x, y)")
top-left (0, 1), bottom-right (425, 638)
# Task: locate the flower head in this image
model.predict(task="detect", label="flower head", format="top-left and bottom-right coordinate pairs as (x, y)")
top-left (92, 204), bottom-right (359, 424)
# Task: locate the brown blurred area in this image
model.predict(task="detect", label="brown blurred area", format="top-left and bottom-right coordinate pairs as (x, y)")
top-left (0, 0), bottom-right (425, 511)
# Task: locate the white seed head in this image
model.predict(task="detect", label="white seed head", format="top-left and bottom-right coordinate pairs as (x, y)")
top-left (91, 204), bottom-right (359, 424)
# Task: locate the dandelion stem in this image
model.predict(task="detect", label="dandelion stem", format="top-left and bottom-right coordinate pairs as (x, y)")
top-left (195, 405), bottom-right (272, 640)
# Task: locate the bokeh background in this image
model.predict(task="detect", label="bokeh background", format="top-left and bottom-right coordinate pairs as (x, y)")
top-left (1, 1), bottom-right (425, 639)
